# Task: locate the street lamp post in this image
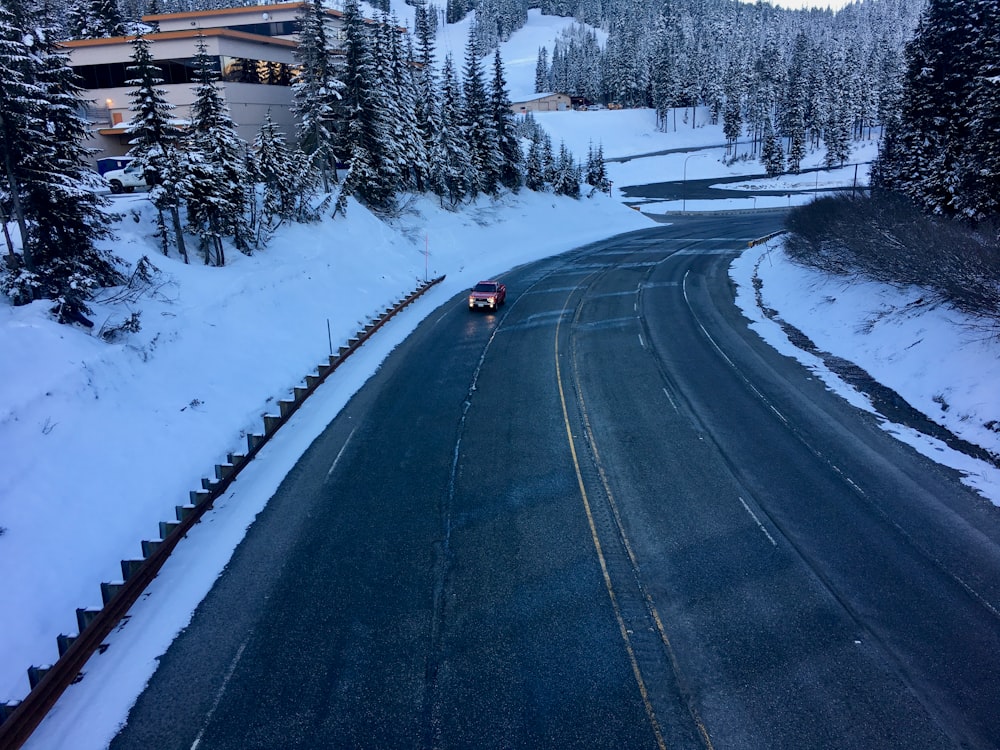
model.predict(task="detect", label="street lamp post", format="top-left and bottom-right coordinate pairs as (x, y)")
top-left (682, 153), bottom-right (705, 212)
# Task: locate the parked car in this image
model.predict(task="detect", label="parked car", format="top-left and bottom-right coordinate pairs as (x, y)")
top-left (96, 156), bottom-right (134, 176)
top-left (103, 161), bottom-right (149, 194)
top-left (468, 280), bottom-right (506, 311)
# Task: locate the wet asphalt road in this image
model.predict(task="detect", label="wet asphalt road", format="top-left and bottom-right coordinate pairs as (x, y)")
top-left (110, 214), bottom-right (1000, 750)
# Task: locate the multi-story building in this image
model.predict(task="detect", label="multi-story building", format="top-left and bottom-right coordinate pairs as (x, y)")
top-left (62, 2), bottom-right (345, 162)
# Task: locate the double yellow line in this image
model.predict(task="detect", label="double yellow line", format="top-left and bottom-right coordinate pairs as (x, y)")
top-left (553, 288), bottom-right (714, 750)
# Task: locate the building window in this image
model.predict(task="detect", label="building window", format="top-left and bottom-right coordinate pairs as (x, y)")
top-left (225, 20), bottom-right (300, 37)
top-left (74, 55), bottom-right (293, 90)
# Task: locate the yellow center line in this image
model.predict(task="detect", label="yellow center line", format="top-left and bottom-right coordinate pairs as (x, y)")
top-left (554, 292), bottom-right (668, 750)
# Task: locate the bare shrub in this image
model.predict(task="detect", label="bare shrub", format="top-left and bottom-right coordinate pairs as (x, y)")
top-left (784, 193), bottom-right (1000, 320)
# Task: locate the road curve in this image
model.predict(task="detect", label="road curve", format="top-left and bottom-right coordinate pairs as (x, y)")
top-left (110, 214), bottom-right (1000, 750)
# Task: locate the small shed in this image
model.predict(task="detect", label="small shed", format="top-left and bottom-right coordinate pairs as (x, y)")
top-left (510, 93), bottom-right (571, 114)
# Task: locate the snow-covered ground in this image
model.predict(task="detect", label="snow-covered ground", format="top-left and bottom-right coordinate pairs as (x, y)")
top-left (2, 6), bottom-right (998, 749)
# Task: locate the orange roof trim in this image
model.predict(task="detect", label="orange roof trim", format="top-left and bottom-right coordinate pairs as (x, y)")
top-left (61, 27), bottom-right (300, 49)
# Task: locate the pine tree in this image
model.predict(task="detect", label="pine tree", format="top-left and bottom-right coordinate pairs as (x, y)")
top-left (435, 54), bottom-right (473, 207)
top-left (490, 48), bottom-right (523, 191)
top-left (822, 51), bottom-right (852, 168)
top-left (181, 35), bottom-right (252, 265)
top-left (67, 0), bottom-right (126, 39)
top-left (338, 0), bottom-right (397, 211)
top-left (0, 3), bottom-right (38, 279)
top-left (461, 28), bottom-right (500, 196)
top-left (760, 117), bottom-right (784, 177)
top-left (385, 15), bottom-right (428, 193)
top-left (524, 135), bottom-right (547, 192)
top-left (552, 142), bottom-right (580, 198)
top-left (585, 142), bottom-right (610, 193)
top-left (1, 0), bottom-right (122, 308)
top-left (414, 1), bottom-right (443, 197)
top-left (292, 0), bottom-right (344, 193)
top-left (876, 0), bottom-right (1000, 218)
top-left (722, 92), bottom-right (741, 156)
top-left (125, 31), bottom-right (187, 262)
top-left (534, 46), bottom-right (549, 92)
top-left (254, 110), bottom-right (318, 234)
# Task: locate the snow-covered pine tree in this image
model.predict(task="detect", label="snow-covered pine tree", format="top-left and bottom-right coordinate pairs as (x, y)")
top-left (385, 14), bottom-right (428, 193)
top-left (541, 132), bottom-right (555, 186)
top-left (534, 46), bottom-right (549, 93)
top-left (461, 27), bottom-right (500, 196)
top-left (649, 6), bottom-right (681, 132)
top-left (490, 48), bottom-right (523, 191)
top-left (552, 142), bottom-right (580, 198)
top-left (878, 0), bottom-right (999, 218)
top-left (435, 54), bottom-right (473, 207)
top-left (761, 117), bottom-right (784, 177)
top-left (782, 31), bottom-right (810, 174)
top-left (722, 88), bottom-right (741, 156)
top-left (584, 142), bottom-right (610, 193)
top-left (292, 0), bottom-right (344, 193)
top-left (338, 0), bottom-right (397, 211)
top-left (182, 34), bottom-right (252, 264)
top-left (524, 134), bottom-right (547, 192)
top-left (414, 0), bottom-right (435, 68)
top-left (953, 6), bottom-right (1000, 220)
top-left (0, 3), bottom-right (38, 280)
top-left (821, 49), bottom-right (852, 168)
top-left (253, 110), bottom-right (319, 239)
top-left (125, 30), bottom-right (187, 261)
top-left (0, 0), bottom-right (122, 308)
top-left (413, 0), bottom-right (442, 196)
top-left (446, 0), bottom-right (470, 24)
top-left (67, 0), bottom-right (126, 39)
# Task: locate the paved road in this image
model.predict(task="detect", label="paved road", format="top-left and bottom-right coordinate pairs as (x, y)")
top-left (111, 214), bottom-right (1000, 750)
top-left (618, 165), bottom-right (864, 204)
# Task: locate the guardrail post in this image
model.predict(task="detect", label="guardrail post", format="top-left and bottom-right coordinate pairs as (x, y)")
top-left (26, 668), bottom-right (49, 691)
top-left (55, 635), bottom-right (76, 658)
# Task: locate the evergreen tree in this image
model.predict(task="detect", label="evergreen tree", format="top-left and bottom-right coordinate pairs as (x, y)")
top-left (552, 142), bottom-right (580, 198)
top-left (292, 0), bottom-right (344, 193)
top-left (722, 90), bottom-right (742, 155)
top-left (435, 54), bottom-right (473, 207)
top-left (255, 111), bottom-right (302, 237)
top-left (761, 117), bottom-right (784, 177)
top-left (822, 51), bottom-right (852, 167)
top-left (414, 1), bottom-right (442, 197)
top-left (1, 0), bottom-right (122, 308)
top-left (125, 31), bottom-right (187, 261)
top-left (876, 0), bottom-right (1000, 218)
top-left (181, 35), bottom-right (252, 265)
top-left (461, 27), bottom-right (500, 196)
top-left (0, 2), bottom-right (39, 279)
top-left (953, 47), bottom-right (1000, 218)
top-left (524, 134), bottom-right (547, 192)
top-left (67, 0), bottom-right (126, 39)
top-left (490, 48), bottom-right (523, 191)
top-left (386, 16), bottom-right (428, 192)
top-left (534, 46), bottom-right (549, 92)
top-left (585, 142), bottom-right (610, 193)
top-left (338, 0), bottom-right (397, 211)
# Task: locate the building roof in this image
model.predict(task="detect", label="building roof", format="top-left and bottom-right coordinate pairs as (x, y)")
top-left (143, 1), bottom-right (342, 23)
top-left (59, 27), bottom-right (300, 50)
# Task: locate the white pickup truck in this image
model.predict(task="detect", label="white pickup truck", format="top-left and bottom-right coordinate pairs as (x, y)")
top-left (103, 161), bottom-right (149, 194)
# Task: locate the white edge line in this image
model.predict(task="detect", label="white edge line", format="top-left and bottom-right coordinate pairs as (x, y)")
top-left (738, 496), bottom-right (778, 547)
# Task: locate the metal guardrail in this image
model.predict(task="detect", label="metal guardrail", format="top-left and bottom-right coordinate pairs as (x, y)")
top-left (0, 275), bottom-right (446, 750)
top-left (747, 230), bottom-right (787, 248)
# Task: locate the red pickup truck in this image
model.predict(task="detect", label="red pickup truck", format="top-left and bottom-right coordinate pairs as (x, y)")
top-left (468, 280), bottom-right (507, 311)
